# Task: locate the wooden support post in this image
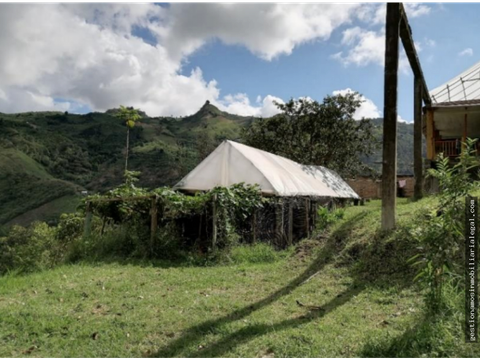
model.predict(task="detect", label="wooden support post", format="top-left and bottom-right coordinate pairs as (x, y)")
top-left (381, 3), bottom-right (400, 231)
top-left (287, 202), bottom-right (293, 246)
top-left (463, 113), bottom-right (468, 149)
top-left (426, 109), bottom-right (434, 160)
top-left (150, 195), bottom-right (158, 255)
top-left (212, 194), bottom-right (217, 249)
top-left (305, 198), bottom-right (310, 238)
top-left (252, 209), bottom-right (257, 243)
top-left (83, 201), bottom-right (93, 238)
top-left (414, 77), bottom-right (424, 200)
top-left (275, 198), bottom-right (284, 242)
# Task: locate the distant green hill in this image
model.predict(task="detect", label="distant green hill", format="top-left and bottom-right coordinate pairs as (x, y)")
top-left (0, 103), bottom-right (418, 227)
top-left (362, 118), bottom-right (423, 176)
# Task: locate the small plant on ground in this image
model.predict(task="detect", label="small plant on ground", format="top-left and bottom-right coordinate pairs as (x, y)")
top-left (316, 206), bottom-right (345, 231)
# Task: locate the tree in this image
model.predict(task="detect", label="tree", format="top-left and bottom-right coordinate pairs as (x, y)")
top-left (195, 128), bottom-right (221, 162)
top-left (242, 93), bottom-right (376, 177)
top-left (116, 105), bottom-right (141, 173)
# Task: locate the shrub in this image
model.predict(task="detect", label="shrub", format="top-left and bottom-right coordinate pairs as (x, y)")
top-left (410, 138), bottom-right (480, 312)
top-left (316, 207), bottom-right (345, 230)
top-left (0, 222), bottom-right (57, 274)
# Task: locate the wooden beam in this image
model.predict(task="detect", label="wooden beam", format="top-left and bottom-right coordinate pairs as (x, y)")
top-left (150, 195), bottom-right (158, 255)
top-left (252, 209), bottom-right (257, 243)
top-left (212, 194), bottom-right (217, 249)
top-left (464, 113), bottom-right (468, 144)
top-left (381, 3), bottom-right (400, 231)
top-left (414, 77), bottom-right (424, 200)
top-left (305, 198), bottom-right (310, 238)
top-left (426, 109), bottom-right (435, 160)
top-left (88, 195), bottom-right (155, 203)
top-left (275, 199), bottom-right (284, 245)
top-left (399, 4), bottom-right (431, 106)
top-left (83, 201), bottom-right (93, 238)
top-left (287, 202), bottom-right (293, 246)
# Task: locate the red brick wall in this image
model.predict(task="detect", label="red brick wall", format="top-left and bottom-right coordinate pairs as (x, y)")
top-left (347, 177), bottom-right (381, 199)
top-left (347, 176), bottom-right (416, 199)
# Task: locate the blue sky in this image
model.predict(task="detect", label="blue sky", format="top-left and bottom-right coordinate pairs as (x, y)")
top-left (179, 3), bottom-right (480, 122)
top-left (0, 3), bottom-right (479, 121)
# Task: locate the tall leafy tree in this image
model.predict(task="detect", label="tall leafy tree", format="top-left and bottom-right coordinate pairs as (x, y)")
top-left (242, 93), bottom-right (377, 177)
top-left (116, 105), bottom-right (141, 172)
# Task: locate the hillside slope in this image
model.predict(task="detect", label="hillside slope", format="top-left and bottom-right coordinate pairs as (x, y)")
top-left (0, 148), bottom-right (79, 225)
top-left (0, 198), bottom-right (474, 357)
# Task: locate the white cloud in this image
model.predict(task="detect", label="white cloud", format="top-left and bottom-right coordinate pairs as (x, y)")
top-left (332, 88), bottom-right (412, 123)
top-left (397, 115), bottom-right (408, 123)
top-left (424, 38), bottom-right (436, 47)
top-left (333, 27), bottom-right (412, 70)
top-left (160, 3), bottom-right (365, 61)
top-left (459, 48), bottom-right (473, 57)
top-left (0, 3), bottom-right (430, 116)
top-left (0, 3), bottom-right (380, 116)
top-left (355, 3), bottom-right (431, 26)
top-left (0, 3), bottom-right (216, 116)
top-left (332, 3), bottom-right (430, 71)
top-left (217, 94), bottom-right (283, 117)
top-left (332, 88), bottom-right (381, 120)
top-left (334, 27), bottom-right (385, 67)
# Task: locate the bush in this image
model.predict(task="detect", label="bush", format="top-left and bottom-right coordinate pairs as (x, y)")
top-left (316, 207), bottom-right (345, 230)
top-left (410, 138), bottom-right (480, 312)
top-left (0, 182), bottom-right (267, 274)
top-left (0, 222), bottom-right (57, 274)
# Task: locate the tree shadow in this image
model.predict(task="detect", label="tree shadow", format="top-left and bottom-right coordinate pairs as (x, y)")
top-left (359, 312), bottom-right (461, 358)
top-left (187, 283), bottom-right (363, 357)
top-left (151, 211), bottom-right (373, 357)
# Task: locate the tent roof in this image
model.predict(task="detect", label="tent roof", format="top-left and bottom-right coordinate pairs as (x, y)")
top-left (430, 60), bottom-right (480, 105)
top-left (174, 140), bottom-right (359, 199)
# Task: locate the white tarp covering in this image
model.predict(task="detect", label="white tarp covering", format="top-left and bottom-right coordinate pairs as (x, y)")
top-left (430, 60), bottom-right (480, 103)
top-left (174, 140), bottom-right (359, 199)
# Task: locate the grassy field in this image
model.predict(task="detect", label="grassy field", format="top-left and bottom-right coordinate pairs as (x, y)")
top-left (0, 198), bottom-right (478, 357)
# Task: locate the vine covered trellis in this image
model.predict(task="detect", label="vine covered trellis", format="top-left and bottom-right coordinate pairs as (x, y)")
top-left (82, 174), bottom-right (325, 256)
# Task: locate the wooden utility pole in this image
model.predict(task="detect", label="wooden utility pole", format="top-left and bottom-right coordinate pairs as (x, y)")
top-left (413, 77), bottom-right (424, 200)
top-left (381, 3), bottom-right (400, 230)
top-left (287, 202), bottom-right (293, 246)
top-left (212, 194), bottom-right (218, 248)
top-left (150, 195), bottom-right (158, 255)
top-left (275, 199), bottom-right (284, 245)
top-left (305, 198), bottom-right (310, 238)
top-left (83, 201), bottom-right (93, 238)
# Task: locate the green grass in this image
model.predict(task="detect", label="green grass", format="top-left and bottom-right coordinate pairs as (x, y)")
top-left (0, 149), bottom-right (79, 225)
top-left (0, 149), bottom-right (52, 179)
top-left (0, 197), bottom-right (479, 357)
top-left (6, 195), bottom-right (81, 227)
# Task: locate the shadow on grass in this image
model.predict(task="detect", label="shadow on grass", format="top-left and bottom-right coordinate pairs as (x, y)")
top-left (151, 210), bottom-right (404, 357)
top-left (360, 312), bottom-right (461, 358)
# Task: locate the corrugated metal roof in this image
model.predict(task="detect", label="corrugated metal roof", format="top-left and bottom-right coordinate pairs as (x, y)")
top-left (430, 60), bottom-right (480, 104)
top-left (432, 99), bottom-right (480, 108)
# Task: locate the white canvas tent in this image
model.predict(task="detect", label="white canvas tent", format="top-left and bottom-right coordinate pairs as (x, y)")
top-left (174, 140), bottom-right (359, 199)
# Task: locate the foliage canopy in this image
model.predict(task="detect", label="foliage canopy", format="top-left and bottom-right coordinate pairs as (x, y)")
top-left (242, 93), bottom-right (377, 177)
